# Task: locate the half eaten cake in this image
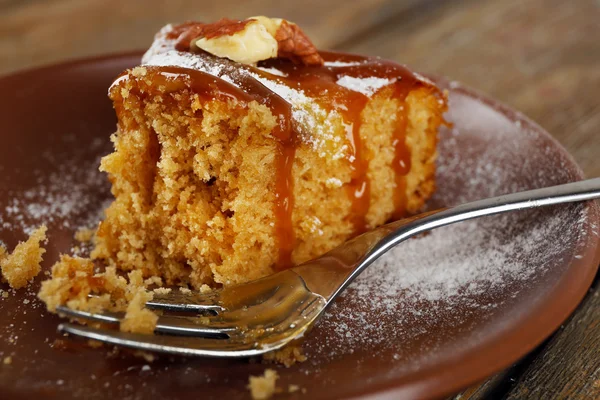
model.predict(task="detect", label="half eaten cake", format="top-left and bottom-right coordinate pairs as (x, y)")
top-left (92, 17), bottom-right (447, 288)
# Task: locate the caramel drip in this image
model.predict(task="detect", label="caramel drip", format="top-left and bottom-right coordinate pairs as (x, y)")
top-left (123, 49), bottom-right (434, 269)
top-left (345, 115), bottom-right (371, 234)
top-left (324, 53), bottom-right (418, 223)
top-left (262, 56), bottom-right (372, 233)
top-left (264, 51), bottom-right (420, 231)
top-left (121, 66), bottom-right (297, 269)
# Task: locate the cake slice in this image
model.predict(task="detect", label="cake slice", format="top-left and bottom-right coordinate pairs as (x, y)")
top-left (90, 17), bottom-right (447, 288)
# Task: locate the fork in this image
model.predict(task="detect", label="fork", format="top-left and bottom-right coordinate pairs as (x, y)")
top-left (56, 178), bottom-right (600, 357)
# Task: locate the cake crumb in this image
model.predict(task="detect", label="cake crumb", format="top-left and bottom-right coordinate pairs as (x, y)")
top-left (38, 256), bottom-right (158, 334)
top-left (120, 289), bottom-right (158, 334)
top-left (144, 276), bottom-right (163, 287)
top-left (133, 351), bottom-right (156, 363)
top-left (3, 356), bottom-right (12, 365)
top-left (199, 284), bottom-right (212, 294)
top-left (87, 340), bottom-right (103, 349)
top-left (153, 287), bottom-right (172, 295)
top-left (0, 225), bottom-right (47, 289)
top-left (262, 345), bottom-right (307, 367)
top-left (38, 256), bottom-right (101, 312)
top-left (288, 384), bottom-right (300, 393)
top-left (179, 287), bottom-right (192, 295)
top-left (131, 66), bottom-right (147, 77)
top-left (74, 227), bottom-right (95, 243)
top-left (248, 369), bottom-right (279, 400)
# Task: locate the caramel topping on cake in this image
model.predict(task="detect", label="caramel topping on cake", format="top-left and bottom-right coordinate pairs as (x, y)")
top-left (122, 19), bottom-right (446, 270)
top-left (255, 52), bottom-right (423, 233)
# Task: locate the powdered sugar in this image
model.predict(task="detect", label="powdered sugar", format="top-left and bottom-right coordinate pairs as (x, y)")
top-left (0, 138), bottom-right (111, 237)
top-left (324, 61), bottom-right (363, 68)
top-left (305, 202), bottom-right (588, 366)
top-left (336, 76), bottom-right (395, 97)
top-left (141, 51), bottom-right (226, 79)
top-left (257, 66), bottom-right (287, 77)
top-left (354, 206), bottom-right (583, 303)
top-left (141, 49), bottom-right (350, 161)
top-left (141, 23), bottom-right (177, 63)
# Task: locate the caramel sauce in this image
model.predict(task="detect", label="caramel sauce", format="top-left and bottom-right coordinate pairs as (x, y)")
top-left (118, 47), bottom-right (433, 269)
top-left (258, 55), bottom-right (372, 233)
top-left (259, 51), bottom-right (421, 233)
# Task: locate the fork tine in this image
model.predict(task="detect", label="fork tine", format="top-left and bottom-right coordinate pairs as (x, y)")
top-left (57, 305), bottom-right (122, 325)
top-left (56, 305), bottom-right (235, 338)
top-left (146, 291), bottom-right (225, 314)
top-left (57, 323), bottom-right (280, 357)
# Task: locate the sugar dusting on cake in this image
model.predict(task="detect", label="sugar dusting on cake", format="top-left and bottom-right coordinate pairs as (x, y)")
top-left (257, 66), bottom-right (287, 77)
top-left (324, 61), bottom-right (363, 68)
top-left (140, 50), bottom-right (349, 161)
top-left (336, 76), bottom-right (395, 97)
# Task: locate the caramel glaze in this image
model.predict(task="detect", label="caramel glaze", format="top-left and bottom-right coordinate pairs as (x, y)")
top-left (259, 51), bottom-right (424, 232)
top-left (115, 50), bottom-right (435, 269)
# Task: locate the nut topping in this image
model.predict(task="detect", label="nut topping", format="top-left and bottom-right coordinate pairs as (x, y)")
top-left (170, 17), bottom-right (323, 66)
top-left (274, 20), bottom-right (323, 66)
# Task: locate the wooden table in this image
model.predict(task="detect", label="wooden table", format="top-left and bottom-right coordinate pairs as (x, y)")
top-left (2, 0), bottom-right (599, 398)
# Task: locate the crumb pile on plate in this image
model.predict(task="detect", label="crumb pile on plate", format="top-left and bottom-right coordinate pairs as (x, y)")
top-left (38, 257), bottom-right (159, 334)
top-left (0, 225), bottom-right (47, 289)
top-left (248, 369), bottom-right (279, 400)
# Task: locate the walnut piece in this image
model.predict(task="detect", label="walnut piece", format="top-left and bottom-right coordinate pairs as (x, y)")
top-left (194, 19), bottom-right (278, 65)
top-left (275, 20), bottom-right (323, 66)
top-left (171, 17), bottom-right (323, 66)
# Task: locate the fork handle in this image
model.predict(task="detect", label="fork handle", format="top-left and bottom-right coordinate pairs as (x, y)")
top-left (327, 177), bottom-right (600, 300)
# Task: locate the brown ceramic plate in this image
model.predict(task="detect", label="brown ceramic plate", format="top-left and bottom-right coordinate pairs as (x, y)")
top-left (0, 53), bottom-right (599, 400)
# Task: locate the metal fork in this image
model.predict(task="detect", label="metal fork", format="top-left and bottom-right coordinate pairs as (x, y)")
top-left (57, 178), bottom-right (600, 357)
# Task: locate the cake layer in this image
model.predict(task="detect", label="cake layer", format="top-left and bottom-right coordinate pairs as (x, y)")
top-left (92, 23), bottom-right (447, 287)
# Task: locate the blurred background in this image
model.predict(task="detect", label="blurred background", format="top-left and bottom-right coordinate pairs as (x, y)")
top-left (2, 0), bottom-right (599, 180)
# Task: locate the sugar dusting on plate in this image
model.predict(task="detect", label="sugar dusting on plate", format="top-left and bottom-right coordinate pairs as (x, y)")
top-left (308, 204), bottom-right (587, 363)
top-left (300, 98), bottom-right (595, 369)
top-left (0, 136), bottom-right (111, 237)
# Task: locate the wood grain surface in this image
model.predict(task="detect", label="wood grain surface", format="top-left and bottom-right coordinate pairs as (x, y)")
top-left (2, 0), bottom-right (599, 398)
